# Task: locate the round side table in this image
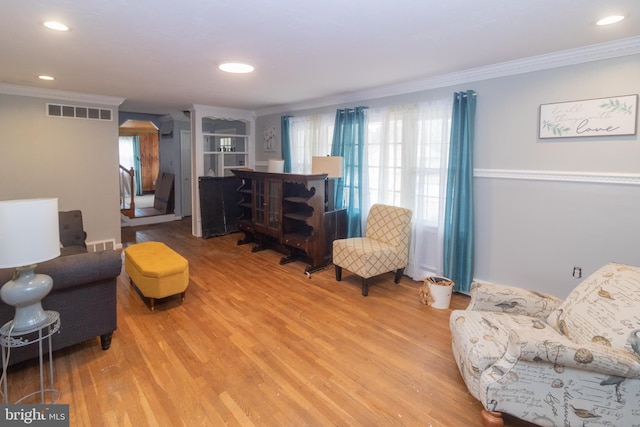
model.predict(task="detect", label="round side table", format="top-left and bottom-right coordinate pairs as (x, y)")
top-left (0, 311), bottom-right (60, 404)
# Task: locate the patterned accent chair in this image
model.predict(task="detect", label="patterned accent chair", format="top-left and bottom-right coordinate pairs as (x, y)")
top-left (332, 204), bottom-right (412, 296)
top-left (449, 262), bottom-right (640, 427)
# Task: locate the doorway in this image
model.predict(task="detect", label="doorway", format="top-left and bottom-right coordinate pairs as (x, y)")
top-left (119, 120), bottom-right (159, 218)
top-left (180, 130), bottom-right (192, 217)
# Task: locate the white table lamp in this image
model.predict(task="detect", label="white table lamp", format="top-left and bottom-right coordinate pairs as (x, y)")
top-left (311, 156), bottom-right (343, 179)
top-left (0, 198), bottom-right (60, 332)
top-left (267, 159), bottom-right (285, 173)
top-left (312, 156), bottom-right (343, 210)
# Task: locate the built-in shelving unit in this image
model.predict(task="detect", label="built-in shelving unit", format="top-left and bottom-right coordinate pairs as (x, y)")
top-left (190, 104), bottom-right (255, 238)
top-left (202, 127), bottom-right (248, 178)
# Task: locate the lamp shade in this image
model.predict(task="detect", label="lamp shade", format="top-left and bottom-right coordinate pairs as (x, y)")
top-left (312, 156), bottom-right (343, 178)
top-left (0, 198), bottom-right (60, 268)
top-left (267, 159), bottom-right (285, 173)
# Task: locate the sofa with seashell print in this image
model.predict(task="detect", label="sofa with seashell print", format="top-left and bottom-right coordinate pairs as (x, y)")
top-left (449, 262), bottom-right (640, 427)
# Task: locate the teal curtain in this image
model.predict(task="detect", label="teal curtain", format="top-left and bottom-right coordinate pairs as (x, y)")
top-left (444, 90), bottom-right (476, 293)
top-left (281, 116), bottom-right (293, 173)
top-left (331, 106), bottom-right (367, 237)
top-left (133, 136), bottom-right (143, 196)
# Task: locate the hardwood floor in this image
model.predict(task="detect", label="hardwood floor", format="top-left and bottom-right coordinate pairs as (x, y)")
top-left (6, 218), bottom-right (533, 426)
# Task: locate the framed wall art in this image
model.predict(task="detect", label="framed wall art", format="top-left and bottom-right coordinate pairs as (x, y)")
top-left (263, 126), bottom-right (276, 152)
top-left (539, 94), bottom-right (637, 139)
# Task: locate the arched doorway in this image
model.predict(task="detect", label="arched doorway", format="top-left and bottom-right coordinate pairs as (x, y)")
top-left (119, 120), bottom-right (159, 218)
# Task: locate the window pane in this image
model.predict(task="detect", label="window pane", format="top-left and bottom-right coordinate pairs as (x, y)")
top-left (366, 102), bottom-right (451, 226)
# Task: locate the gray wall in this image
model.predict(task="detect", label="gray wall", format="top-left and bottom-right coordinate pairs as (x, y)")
top-left (470, 55), bottom-right (639, 298)
top-left (0, 93), bottom-right (121, 245)
top-left (255, 54), bottom-right (640, 298)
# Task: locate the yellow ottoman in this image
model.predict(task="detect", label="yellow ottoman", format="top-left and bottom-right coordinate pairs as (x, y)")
top-left (124, 241), bottom-right (189, 311)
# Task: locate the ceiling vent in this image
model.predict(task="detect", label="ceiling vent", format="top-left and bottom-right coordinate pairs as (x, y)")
top-left (46, 103), bottom-right (112, 121)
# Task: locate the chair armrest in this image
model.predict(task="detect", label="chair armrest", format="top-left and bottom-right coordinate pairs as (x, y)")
top-left (478, 326), bottom-right (640, 422)
top-left (467, 281), bottom-right (563, 320)
top-left (507, 326), bottom-right (640, 378)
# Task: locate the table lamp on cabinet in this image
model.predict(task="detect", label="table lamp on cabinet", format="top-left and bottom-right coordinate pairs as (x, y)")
top-left (0, 198), bottom-right (60, 332)
top-left (312, 156), bottom-right (343, 211)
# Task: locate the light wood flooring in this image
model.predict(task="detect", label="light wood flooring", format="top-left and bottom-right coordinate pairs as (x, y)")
top-left (5, 218), bottom-right (534, 426)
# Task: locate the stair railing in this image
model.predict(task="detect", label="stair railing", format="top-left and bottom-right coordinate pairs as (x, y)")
top-left (119, 165), bottom-right (135, 215)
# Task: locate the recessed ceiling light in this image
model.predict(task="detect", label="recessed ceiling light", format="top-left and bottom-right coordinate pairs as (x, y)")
top-left (42, 21), bottom-right (69, 31)
top-left (38, 75), bottom-right (55, 81)
top-left (596, 15), bottom-right (625, 26)
top-left (219, 62), bottom-right (255, 74)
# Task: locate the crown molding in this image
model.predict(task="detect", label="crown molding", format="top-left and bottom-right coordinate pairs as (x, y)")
top-left (474, 169), bottom-right (640, 186)
top-left (0, 83), bottom-right (124, 106)
top-left (256, 36), bottom-right (640, 117)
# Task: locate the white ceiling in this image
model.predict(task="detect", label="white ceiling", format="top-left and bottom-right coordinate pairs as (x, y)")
top-left (2, 0), bottom-right (639, 115)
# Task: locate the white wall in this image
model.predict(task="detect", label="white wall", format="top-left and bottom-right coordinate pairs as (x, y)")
top-left (255, 54), bottom-right (640, 298)
top-left (0, 93), bottom-right (122, 245)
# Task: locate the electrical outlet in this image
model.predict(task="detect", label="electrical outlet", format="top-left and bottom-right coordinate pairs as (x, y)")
top-left (572, 266), bottom-right (582, 279)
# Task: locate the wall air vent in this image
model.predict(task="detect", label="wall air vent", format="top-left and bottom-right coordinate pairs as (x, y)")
top-left (46, 103), bottom-right (112, 121)
top-left (86, 239), bottom-right (117, 252)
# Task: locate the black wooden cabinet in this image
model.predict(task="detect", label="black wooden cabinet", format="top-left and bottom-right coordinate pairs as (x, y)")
top-left (198, 176), bottom-right (241, 238)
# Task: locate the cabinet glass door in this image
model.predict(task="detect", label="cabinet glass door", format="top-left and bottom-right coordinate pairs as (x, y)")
top-left (254, 179), bottom-right (265, 227)
top-left (267, 179), bottom-right (281, 231)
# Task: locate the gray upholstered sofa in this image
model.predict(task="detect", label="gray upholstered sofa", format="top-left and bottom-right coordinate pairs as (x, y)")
top-left (0, 210), bottom-right (122, 365)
